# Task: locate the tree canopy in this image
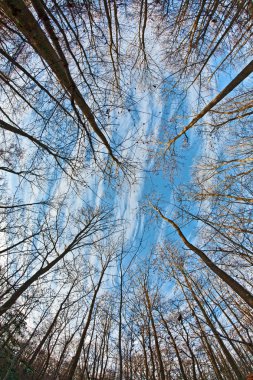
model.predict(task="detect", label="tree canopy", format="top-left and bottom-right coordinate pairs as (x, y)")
top-left (0, 0), bottom-right (252, 379)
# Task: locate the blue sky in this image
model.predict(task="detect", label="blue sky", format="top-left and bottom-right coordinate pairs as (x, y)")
top-left (1, 2), bottom-right (252, 313)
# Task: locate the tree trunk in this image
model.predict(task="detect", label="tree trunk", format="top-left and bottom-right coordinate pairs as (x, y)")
top-left (0, 0), bottom-right (119, 163)
top-left (153, 205), bottom-right (253, 309)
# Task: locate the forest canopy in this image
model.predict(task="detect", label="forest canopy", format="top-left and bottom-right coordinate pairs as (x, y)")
top-left (0, 0), bottom-right (252, 379)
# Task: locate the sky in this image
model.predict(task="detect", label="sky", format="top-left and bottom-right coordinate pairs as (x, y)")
top-left (1, 1), bottom-right (252, 317)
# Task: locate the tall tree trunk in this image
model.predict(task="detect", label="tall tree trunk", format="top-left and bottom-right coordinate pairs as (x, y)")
top-left (143, 286), bottom-right (166, 380)
top-left (166, 59), bottom-right (253, 149)
top-left (159, 312), bottom-right (188, 380)
top-left (66, 262), bottom-right (107, 379)
top-left (153, 205), bottom-right (253, 308)
top-left (28, 283), bottom-right (75, 366)
top-left (182, 272), bottom-right (244, 380)
top-left (140, 328), bottom-right (150, 380)
top-left (0, 0), bottom-right (119, 164)
top-left (181, 288), bottom-right (225, 380)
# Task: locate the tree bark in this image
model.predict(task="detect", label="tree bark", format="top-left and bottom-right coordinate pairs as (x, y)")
top-left (166, 60), bottom-right (253, 149)
top-left (153, 205), bottom-right (253, 308)
top-left (0, 0), bottom-right (119, 164)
